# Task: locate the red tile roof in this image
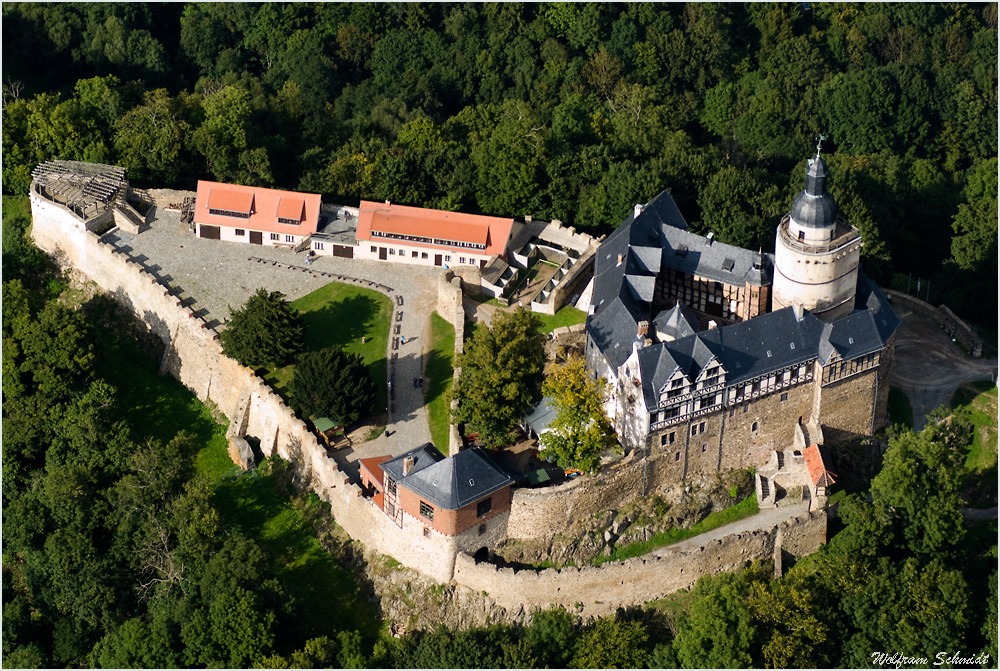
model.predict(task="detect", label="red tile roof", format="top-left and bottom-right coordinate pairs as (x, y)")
top-left (804, 444), bottom-right (836, 488)
top-left (360, 456), bottom-right (391, 489)
top-left (356, 200), bottom-right (514, 256)
top-left (194, 181), bottom-right (321, 235)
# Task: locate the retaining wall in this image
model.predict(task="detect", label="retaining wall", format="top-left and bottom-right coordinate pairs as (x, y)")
top-left (884, 288), bottom-right (982, 357)
top-left (454, 508), bottom-right (827, 618)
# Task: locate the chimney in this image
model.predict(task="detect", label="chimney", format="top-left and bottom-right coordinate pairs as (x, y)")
top-left (525, 214), bottom-right (532, 223)
top-left (616, 254), bottom-right (624, 267)
top-left (706, 232), bottom-right (714, 245)
top-left (634, 203), bottom-right (644, 219)
top-left (792, 303), bottom-right (804, 322)
top-left (385, 200), bottom-right (391, 205)
top-left (638, 320), bottom-right (649, 337)
top-left (403, 456), bottom-right (415, 476)
top-left (708, 320), bottom-right (718, 330)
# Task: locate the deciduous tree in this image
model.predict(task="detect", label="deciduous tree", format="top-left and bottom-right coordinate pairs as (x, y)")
top-left (453, 307), bottom-right (545, 448)
top-left (538, 356), bottom-right (618, 473)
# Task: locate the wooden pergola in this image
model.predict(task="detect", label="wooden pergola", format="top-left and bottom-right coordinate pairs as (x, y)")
top-left (31, 160), bottom-right (127, 222)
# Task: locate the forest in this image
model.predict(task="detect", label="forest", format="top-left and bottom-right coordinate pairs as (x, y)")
top-left (2, 2), bottom-right (997, 321)
top-left (2, 3), bottom-right (998, 668)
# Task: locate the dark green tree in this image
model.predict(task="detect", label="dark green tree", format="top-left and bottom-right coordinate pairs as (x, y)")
top-left (289, 346), bottom-right (376, 425)
top-left (570, 615), bottom-right (652, 669)
top-left (219, 289), bottom-right (304, 369)
top-left (452, 307), bottom-right (546, 448)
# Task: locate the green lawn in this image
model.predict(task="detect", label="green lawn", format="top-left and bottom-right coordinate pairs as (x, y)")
top-left (951, 381), bottom-right (998, 474)
top-left (533, 305), bottom-right (587, 334)
top-left (887, 386), bottom-right (914, 428)
top-left (594, 494), bottom-right (760, 565)
top-left (262, 281), bottom-right (393, 415)
top-left (425, 312), bottom-right (456, 451)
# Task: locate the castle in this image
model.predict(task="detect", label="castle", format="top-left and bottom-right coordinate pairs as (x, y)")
top-left (585, 150), bottom-right (899, 505)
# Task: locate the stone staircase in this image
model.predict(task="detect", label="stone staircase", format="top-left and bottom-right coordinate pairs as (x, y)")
top-left (756, 417), bottom-right (823, 509)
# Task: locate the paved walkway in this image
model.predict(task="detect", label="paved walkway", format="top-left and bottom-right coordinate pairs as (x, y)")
top-left (652, 502), bottom-right (810, 556)
top-left (890, 311), bottom-right (997, 429)
top-left (105, 210), bottom-right (447, 479)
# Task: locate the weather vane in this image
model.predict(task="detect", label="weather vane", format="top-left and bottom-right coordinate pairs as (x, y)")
top-left (815, 134), bottom-right (827, 158)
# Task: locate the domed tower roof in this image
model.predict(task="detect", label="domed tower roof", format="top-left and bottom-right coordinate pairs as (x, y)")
top-left (790, 154), bottom-right (838, 229)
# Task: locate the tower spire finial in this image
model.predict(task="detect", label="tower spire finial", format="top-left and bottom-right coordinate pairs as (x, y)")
top-left (815, 134), bottom-right (827, 159)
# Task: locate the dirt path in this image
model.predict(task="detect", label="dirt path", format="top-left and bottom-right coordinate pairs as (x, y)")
top-left (652, 502), bottom-right (810, 556)
top-left (890, 311), bottom-right (997, 429)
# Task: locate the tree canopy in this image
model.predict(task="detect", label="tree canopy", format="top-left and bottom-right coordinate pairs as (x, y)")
top-left (3, 2), bottom-right (996, 320)
top-left (452, 307), bottom-right (546, 448)
top-left (219, 288), bottom-right (304, 369)
top-left (538, 356), bottom-right (619, 473)
top-left (289, 346), bottom-right (376, 426)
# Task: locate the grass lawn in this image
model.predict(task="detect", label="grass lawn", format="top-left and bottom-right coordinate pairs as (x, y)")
top-left (425, 312), bottom-right (456, 451)
top-left (887, 386), bottom-right (914, 428)
top-left (533, 305), bottom-right (587, 334)
top-left (97, 327), bottom-right (381, 644)
top-left (262, 281), bottom-right (393, 416)
top-left (951, 381), bottom-right (998, 474)
top-left (594, 494), bottom-right (759, 565)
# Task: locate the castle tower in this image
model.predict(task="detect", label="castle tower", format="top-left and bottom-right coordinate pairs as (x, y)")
top-left (772, 148), bottom-right (862, 323)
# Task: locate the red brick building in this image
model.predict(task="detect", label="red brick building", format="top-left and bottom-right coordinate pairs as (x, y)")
top-left (361, 444), bottom-right (515, 538)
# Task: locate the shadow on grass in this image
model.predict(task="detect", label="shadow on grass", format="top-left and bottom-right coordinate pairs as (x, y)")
top-left (301, 293), bottom-right (382, 351)
top-left (425, 313), bottom-right (456, 450)
top-left (212, 465), bottom-right (381, 640)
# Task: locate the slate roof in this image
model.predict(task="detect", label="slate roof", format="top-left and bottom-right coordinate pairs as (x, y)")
top-left (652, 303), bottom-right (700, 341)
top-left (525, 396), bottom-right (558, 436)
top-left (381, 443), bottom-right (445, 483)
top-left (634, 273), bottom-right (898, 411)
top-left (588, 189), bottom-right (772, 369)
top-left (399, 446), bottom-right (515, 510)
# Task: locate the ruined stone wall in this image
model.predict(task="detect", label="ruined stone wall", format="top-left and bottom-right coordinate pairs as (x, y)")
top-left (436, 271), bottom-right (466, 454)
top-left (455, 509), bottom-right (826, 619)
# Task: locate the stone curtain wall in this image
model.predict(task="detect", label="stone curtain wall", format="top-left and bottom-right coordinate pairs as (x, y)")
top-left (31, 191), bottom-right (827, 603)
top-left (506, 452), bottom-right (648, 540)
top-left (884, 289), bottom-right (983, 357)
top-left (436, 270), bottom-right (466, 455)
top-left (455, 509), bottom-right (827, 619)
top-left (30, 194), bottom-right (462, 584)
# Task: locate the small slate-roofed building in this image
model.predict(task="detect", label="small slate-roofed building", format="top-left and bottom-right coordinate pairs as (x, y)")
top-left (361, 444), bottom-right (515, 547)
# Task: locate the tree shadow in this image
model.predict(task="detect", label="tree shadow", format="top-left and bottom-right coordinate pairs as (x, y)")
top-left (301, 293), bottom-right (381, 351)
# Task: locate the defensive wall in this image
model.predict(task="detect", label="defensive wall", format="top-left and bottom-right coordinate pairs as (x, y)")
top-left (31, 186), bottom-right (827, 613)
top-left (883, 288), bottom-right (983, 357)
top-left (454, 508), bottom-right (827, 619)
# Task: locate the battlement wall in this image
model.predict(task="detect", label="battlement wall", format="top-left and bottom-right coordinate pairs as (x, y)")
top-left (30, 191), bottom-right (459, 584)
top-left (455, 509), bottom-right (826, 618)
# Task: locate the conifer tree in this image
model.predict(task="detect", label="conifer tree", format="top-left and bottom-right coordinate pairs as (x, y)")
top-left (289, 346), bottom-right (376, 425)
top-left (219, 289), bottom-right (304, 369)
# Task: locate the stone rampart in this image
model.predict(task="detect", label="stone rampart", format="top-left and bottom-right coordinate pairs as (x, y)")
top-left (455, 508), bottom-right (826, 618)
top-left (507, 452), bottom-right (647, 540)
top-left (30, 193), bottom-right (460, 584)
top-left (31, 186), bottom-right (829, 602)
top-left (884, 289), bottom-right (982, 357)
